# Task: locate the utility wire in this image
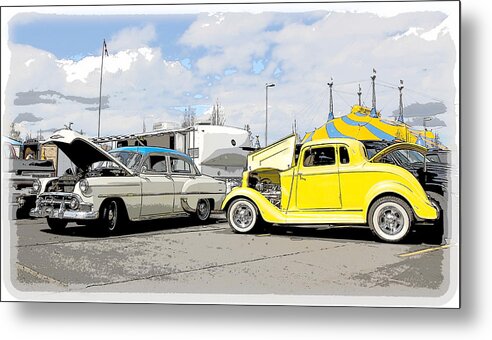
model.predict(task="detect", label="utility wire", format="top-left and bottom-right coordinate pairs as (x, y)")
top-left (333, 88), bottom-right (358, 96)
top-left (378, 78), bottom-right (445, 102)
top-left (333, 90), bottom-right (355, 111)
top-left (334, 79), bottom-right (370, 87)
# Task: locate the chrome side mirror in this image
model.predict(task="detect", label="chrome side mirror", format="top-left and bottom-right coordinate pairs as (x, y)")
top-left (141, 165), bottom-right (147, 174)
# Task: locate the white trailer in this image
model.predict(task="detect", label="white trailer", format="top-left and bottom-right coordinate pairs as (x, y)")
top-left (91, 123), bottom-right (253, 181)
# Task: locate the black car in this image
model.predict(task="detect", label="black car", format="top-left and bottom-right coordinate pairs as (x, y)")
top-left (4, 142), bottom-right (55, 219)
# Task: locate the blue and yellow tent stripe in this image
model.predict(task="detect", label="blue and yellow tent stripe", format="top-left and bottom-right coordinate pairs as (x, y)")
top-left (301, 105), bottom-right (440, 148)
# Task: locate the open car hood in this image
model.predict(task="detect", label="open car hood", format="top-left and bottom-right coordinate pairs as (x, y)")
top-left (369, 142), bottom-right (427, 163)
top-left (247, 134), bottom-right (297, 171)
top-left (43, 129), bottom-right (133, 174)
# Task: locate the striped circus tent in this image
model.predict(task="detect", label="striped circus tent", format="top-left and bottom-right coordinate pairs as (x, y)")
top-left (301, 105), bottom-right (445, 150)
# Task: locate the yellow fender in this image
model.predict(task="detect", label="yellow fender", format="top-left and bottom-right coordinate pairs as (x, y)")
top-left (222, 187), bottom-right (285, 223)
top-left (363, 180), bottom-right (437, 220)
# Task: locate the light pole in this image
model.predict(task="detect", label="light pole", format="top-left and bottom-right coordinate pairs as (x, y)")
top-left (98, 39), bottom-right (109, 138)
top-left (423, 117), bottom-right (432, 174)
top-left (265, 83), bottom-right (275, 147)
top-left (423, 117), bottom-right (433, 148)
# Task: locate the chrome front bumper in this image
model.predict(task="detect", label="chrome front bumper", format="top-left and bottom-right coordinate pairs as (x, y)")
top-left (29, 192), bottom-right (98, 220)
top-left (30, 207), bottom-right (99, 220)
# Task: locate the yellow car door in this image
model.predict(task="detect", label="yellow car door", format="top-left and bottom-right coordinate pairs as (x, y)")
top-left (296, 144), bottom-right (341, 210)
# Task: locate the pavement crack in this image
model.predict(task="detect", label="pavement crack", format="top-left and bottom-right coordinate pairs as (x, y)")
top-left (84, 245), bottom-right (346, 289)
top-left (16, 262), bottom-right (68, 287)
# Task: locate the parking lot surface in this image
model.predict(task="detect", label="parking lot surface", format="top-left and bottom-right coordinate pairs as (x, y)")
top-left (10, 216), bottom-right (455, 302)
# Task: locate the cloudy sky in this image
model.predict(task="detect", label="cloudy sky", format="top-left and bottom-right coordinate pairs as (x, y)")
top-left (1, 2), bottom-right (459, 146)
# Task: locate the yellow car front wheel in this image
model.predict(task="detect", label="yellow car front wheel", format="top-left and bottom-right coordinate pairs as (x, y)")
top-left (227, 198), bottom-right (262, 234)
top-left (368, 196), bottom-right (413, 243)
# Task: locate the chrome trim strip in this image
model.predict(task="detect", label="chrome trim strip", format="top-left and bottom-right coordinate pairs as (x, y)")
top-left (39, 192), bottom-right (78, 198)
top-left (97, 192), bottom-right (224, 198)
top-left (90, 184), bottom-right (141, 188)
top-left (98, 193), bottom-right (142, 198)
top-left (179, 192), bottom-right (224, 195)
top-left (286, 208), bottom-right (363, 213)
top-left (137, 212), bottom-right (189, 220)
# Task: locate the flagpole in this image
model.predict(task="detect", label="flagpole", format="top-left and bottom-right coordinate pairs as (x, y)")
top-left (97, 39), bottom-right (107, 138)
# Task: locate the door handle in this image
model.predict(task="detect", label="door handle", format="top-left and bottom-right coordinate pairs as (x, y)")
top-left (298, 172), bottom-right (306, 180)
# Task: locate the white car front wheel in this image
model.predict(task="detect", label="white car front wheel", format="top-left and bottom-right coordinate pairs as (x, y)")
top-left (47, 218), bottom-right (68, 233)
top-left (101, 200), bottom-right (127, 235)
top-left (368, 196), bottom-right (413, 243)
top-left (227, 199), bottom-right (261, 234)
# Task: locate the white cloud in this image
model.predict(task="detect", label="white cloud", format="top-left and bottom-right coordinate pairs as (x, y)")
top-left (5, 28), bottom-right (200, 138)
top-left (57, 56), bottom-right (100, 83)
top-left (179, 10), bottom-right (456, 145)
top-left (180, 12), bottom-right (274, 75)
top-left (392, 27), bottom-right (425, 40)
top-left (107, 24), bottom-right (157, 52)
top-left (5, 9), bottom-right (458, 146)
top-left (420, 16), bottom-right (451, 41)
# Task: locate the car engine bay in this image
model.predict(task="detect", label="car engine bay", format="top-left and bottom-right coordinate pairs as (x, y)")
top-left (248, 172), bottom-right (282, 208)
top-left (45, 167), bottom-right (127, 192)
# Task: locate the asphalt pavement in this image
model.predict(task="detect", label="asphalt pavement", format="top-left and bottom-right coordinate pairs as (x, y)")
top-left (8, 216), bottom-right (457, 305)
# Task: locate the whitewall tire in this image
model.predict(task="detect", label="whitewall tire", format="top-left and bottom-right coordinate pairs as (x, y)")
top-left (368, 196), bottom-right (413, 242)
top-left (227, 199), bottom-right (261, 234)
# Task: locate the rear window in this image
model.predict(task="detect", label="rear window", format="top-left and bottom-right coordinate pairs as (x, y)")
top-left (361, 144), bottom-right (369, 159)
top-left (170, 156), bottom-right (194, 174)
top-left (149, 155), bottom-right (167, 173)
top-left (340, 146), bottom-right (350, 164)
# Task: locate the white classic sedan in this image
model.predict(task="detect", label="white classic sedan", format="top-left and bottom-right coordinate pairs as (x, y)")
top-left (30, 130), bottom-right (227, 234)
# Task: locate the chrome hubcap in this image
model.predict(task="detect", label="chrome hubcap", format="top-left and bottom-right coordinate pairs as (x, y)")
top-left (377, 206), bottom-right (404, 235)
top-left (107, 203), bottom-right (116, 229)
top-left (197, 201), bottom-right (210, 219)
top-left (232, 204), bottom-right (253, 229)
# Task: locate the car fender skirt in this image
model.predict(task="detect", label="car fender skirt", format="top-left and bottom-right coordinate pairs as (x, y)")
top-left (222, 187), bottom-right (284, 223)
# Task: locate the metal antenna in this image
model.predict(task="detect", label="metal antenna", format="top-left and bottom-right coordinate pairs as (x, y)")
top-left (357, 83), bottom-right (362, 106)
top-left (370, 69), bottom-right (378, 117)
top-left (397, 79), bottom-right (404, 123)
top-left (327, 78), bottom-right (334, 121)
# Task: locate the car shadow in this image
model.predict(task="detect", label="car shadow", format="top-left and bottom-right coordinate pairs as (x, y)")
top-left (266, 224), bottom-right (444, 246)
top-left (41, 216), bottom-right (226, 238)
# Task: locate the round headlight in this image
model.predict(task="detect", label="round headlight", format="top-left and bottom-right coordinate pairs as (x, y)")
top-left (69, 197), bottom-right (79, 210)
top-left (79, 179), bottom-right (89, 194)
top-left (32, 179), bottom-right (41, 194)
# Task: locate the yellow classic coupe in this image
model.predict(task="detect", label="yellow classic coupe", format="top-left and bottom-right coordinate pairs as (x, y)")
top-left (221, 134), bottom-right (439, 242)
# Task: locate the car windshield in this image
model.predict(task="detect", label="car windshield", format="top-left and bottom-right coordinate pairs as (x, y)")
top-left (395, 150), bottom-right (433, 164)
top-left (93, 151), bottom-right (142, 171)
top-left (426, 154), bottom-right (441, 163)
top-left (110, 151), bottom-right (142, 170)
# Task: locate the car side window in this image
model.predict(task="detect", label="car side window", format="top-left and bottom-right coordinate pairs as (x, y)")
top-left (149, 155), bottom-right (167, 173)
top-left (339, 146), bottom-right (350, 164)
top-left (170, 156), bottom-right (193, 174)
top-left (303, 146), bottom-right (336, 167)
